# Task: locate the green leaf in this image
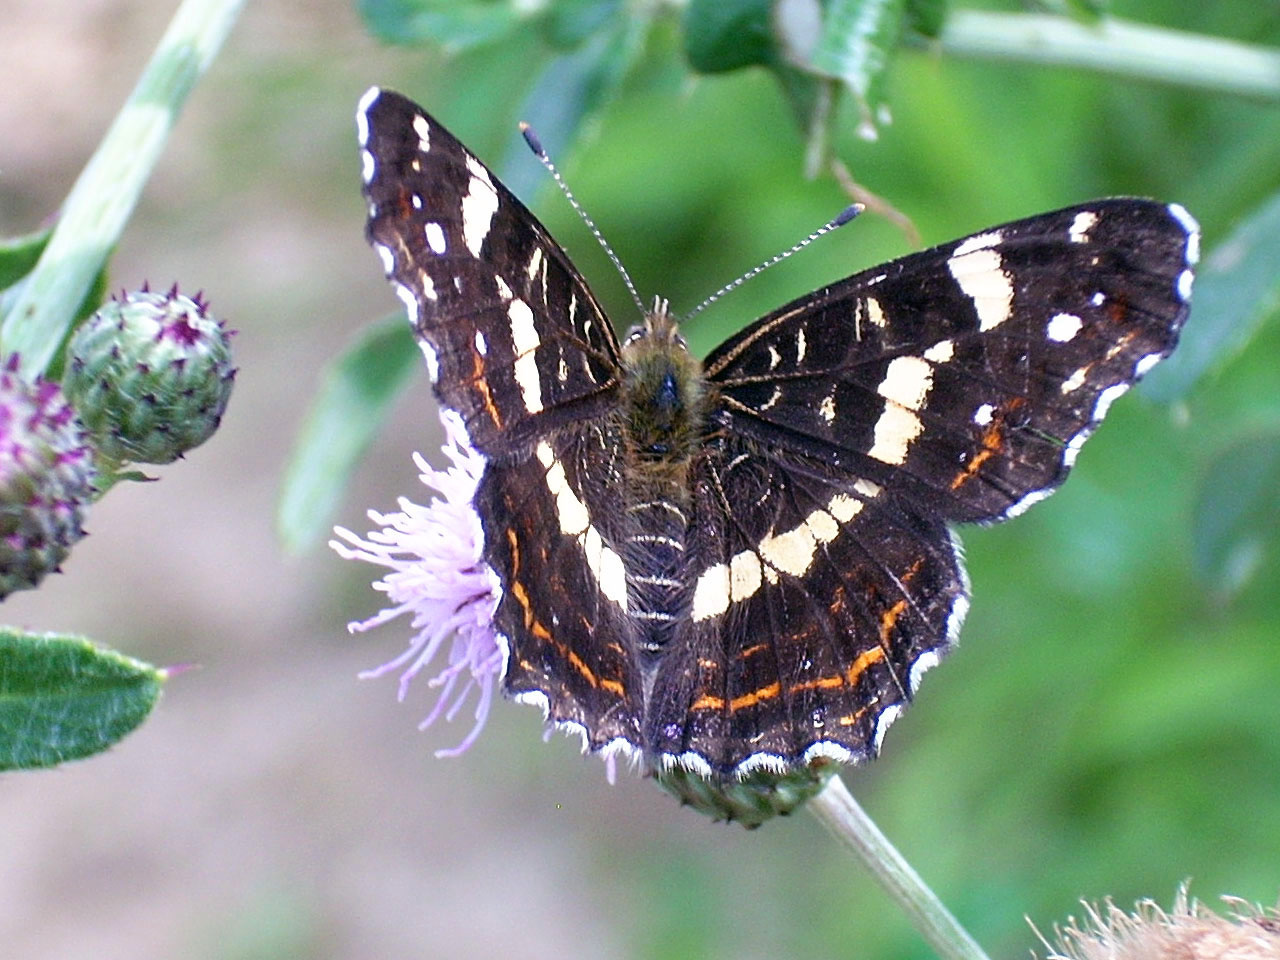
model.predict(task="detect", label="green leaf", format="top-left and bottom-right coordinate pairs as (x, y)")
top-left (544, 0), bottom-right (623, 50)
top-left (0, 228), bottom-right (52, 291)
top-left (684, 0), bottom-right (776, 73)
top-left (277, 314), bottom-right (420, 553)
top-left (1142, 191), bottom-right (1280, 403)
top-left (808, 0), bottom-right (907, 138)
top-left (904, 0), bottom-right (948, 39)
top-left (0, 629), bottom-right (164, 770)
top-left (357, 0), bottom-right (529, 49)
top-left (1192, 433), bottom-right (1280, 600)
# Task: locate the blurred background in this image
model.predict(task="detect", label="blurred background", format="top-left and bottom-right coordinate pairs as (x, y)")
top-left (2, 0), bottom-right (1279, 958)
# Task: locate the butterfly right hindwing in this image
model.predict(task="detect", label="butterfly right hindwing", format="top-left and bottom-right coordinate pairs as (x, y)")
top-left (644, 442), bottom-right (968, 774)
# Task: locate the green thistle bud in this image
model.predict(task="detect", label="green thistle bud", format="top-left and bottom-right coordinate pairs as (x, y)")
top-left (0, 357), bottom-right (96, 598)
top-left (63, 286), bottom-right (236, 466)
top-left (655, 759), bottom-right (839, 828)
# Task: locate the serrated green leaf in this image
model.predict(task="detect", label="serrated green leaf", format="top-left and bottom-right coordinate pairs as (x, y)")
top-left (1192, 433), bottom-right (1280, 600)
top-left (0, 228), bottom-right (52, 291)
top-left (904, 0), bottom-right (948, 38)
top-left (0, 629), bottom-right (163, 770)
top-left (545, 0), bottom-right (623, 50)
top-left (1142, 191), bottom-right (1280, 403)
top-left (357, 0), bottom-right (530, 50)
top-left (809, 0), bottom-right (906, 136)
top-left (277, 314), bottom-right (419, 553)
top-left (684, 0), bottom-right (776, 73)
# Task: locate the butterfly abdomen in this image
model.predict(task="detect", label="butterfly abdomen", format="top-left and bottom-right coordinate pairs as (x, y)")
top-left (618, 313), bottom-right (710, 655)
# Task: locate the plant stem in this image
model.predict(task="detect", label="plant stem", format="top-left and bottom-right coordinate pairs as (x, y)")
top-left (929, 11), bottom-right (1280, 101)
top-left (809, 776), bottom-right (992, 960)
top-left (1, 0), bottom-right (248, 377)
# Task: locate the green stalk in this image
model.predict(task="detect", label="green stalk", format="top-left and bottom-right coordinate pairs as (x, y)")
top-left (809, 776), bottom-right (993, 960)
top-left (931, 11), bottom-right (1280, 101)
top-left (1, 0), bottom-right (248, 376)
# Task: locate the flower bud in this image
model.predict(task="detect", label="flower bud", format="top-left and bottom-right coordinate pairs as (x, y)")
top-left (63, 286), bottom-right (236, 466)
top-left (0, 357), bottom-right (96, 598)
top-left (655, 758), bottom-right (839, 828)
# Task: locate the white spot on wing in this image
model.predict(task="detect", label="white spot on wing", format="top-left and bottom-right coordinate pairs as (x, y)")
top-left (908, 650), bottom-right (942, 693)
top-left (1093, 381), bottom-right (1130, 421)
top-left (973, 403), bottom-right (995, 426)
top-left (373, 243), bottom-right (394, 274)
top-left (878, 355), bottom-right (933, 411)
top-left (866, 298), bottom-right (886, 327)
top-left (360, 149), bottom-right (375, 183)
top-left (819, 394), bottom-right (836, 423)
top-left (1061, 367), bottom-right (1087, 393)
top-left (953, 230), bottom-right (1002, 256)
top-left (729, 551), bottom-right (763, 602)
top-left (1167, 203), bottom-right (1201, 263)
top-left (474, 331), bottom-right (487, 356)
top-left (526, 246), bottom-right (544, 281)
top-left (1134, 352), bottom-right (1162, 377)
top-left (867, 404), bottom-right (922, 466)
top-left (1177, 269), bottom-right (1194, 302)
top-left (461, 157), bottom-right (499, 257)
top-left (355, 87), bottom-right (379, 146)
top-left (535, 442), bottom-right (627, 610)
top-left (923, 339), bottom-right (954, 363)
top-left (509, 299), bottom-right (543, 413)
top-left (412, 113), bottom-right (431, 153)
top-left (1047, 312), bottom-right (1083, 342)
top-left (948, 243), bottom-right (1013, 331)
top-left (418, 339), bottom-right (439, 382)
top-left (1069, 210), bottom-right (1097, 243)
top-left (873, 704), bottom-right (904, 753)
top-left (796, 328), bottom-right (807, 363)
top-left (424, 221), bottom-right (447, 255)
top-left (767, 344), bottom-right (781, 370)
top-left (691, 563), bottom-right (730, 621)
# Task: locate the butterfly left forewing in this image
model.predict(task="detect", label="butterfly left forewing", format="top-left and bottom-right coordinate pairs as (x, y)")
top-left (359, 88), bottom-right (624, 456)
top-left (360, 89), bottom-right (645, 756)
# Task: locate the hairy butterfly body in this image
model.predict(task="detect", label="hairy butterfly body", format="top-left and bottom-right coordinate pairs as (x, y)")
top-left (358, 87), bottom-right (1198, 779)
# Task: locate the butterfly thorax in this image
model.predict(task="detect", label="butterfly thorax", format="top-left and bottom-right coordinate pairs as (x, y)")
top-left (619, 305), bottom-right (709, 654)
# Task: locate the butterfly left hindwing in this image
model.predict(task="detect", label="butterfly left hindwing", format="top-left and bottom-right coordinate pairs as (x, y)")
top-left (358, 87), bottom-right (1199, 780)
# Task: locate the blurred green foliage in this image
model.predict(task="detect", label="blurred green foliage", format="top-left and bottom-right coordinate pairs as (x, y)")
top-left (325, 1), bottom-right (1280, 957)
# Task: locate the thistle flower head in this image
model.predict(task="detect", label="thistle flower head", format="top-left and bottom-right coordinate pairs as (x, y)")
top-left (331, 410), bottom-right (503, 757)
top-left (0, 356), bottom-right (96, 599)
top-left (63, 285), bottom-right (236, 467)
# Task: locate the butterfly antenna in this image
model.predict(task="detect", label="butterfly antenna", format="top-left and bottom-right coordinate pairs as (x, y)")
top-left (681, 203), bottom-right (865, 325)
top-left (521, 122), bottom-right (646, 316)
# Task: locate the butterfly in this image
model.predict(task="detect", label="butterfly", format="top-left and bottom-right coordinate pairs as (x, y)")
top-left (357, 87), bottom-right (1198, 779)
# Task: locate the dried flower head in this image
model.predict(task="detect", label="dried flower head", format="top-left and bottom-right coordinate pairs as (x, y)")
top-left (1037, 887), bottom-right (1280, 960)
top-left (331, 410), bottom-right (502, 756)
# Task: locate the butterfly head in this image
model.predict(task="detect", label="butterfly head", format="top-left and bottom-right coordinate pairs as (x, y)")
top-left (620, 299), bottom-right (708, 464)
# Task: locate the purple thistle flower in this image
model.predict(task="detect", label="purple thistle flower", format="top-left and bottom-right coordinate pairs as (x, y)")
top-left (331, 410), bottom-right (503, 758)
